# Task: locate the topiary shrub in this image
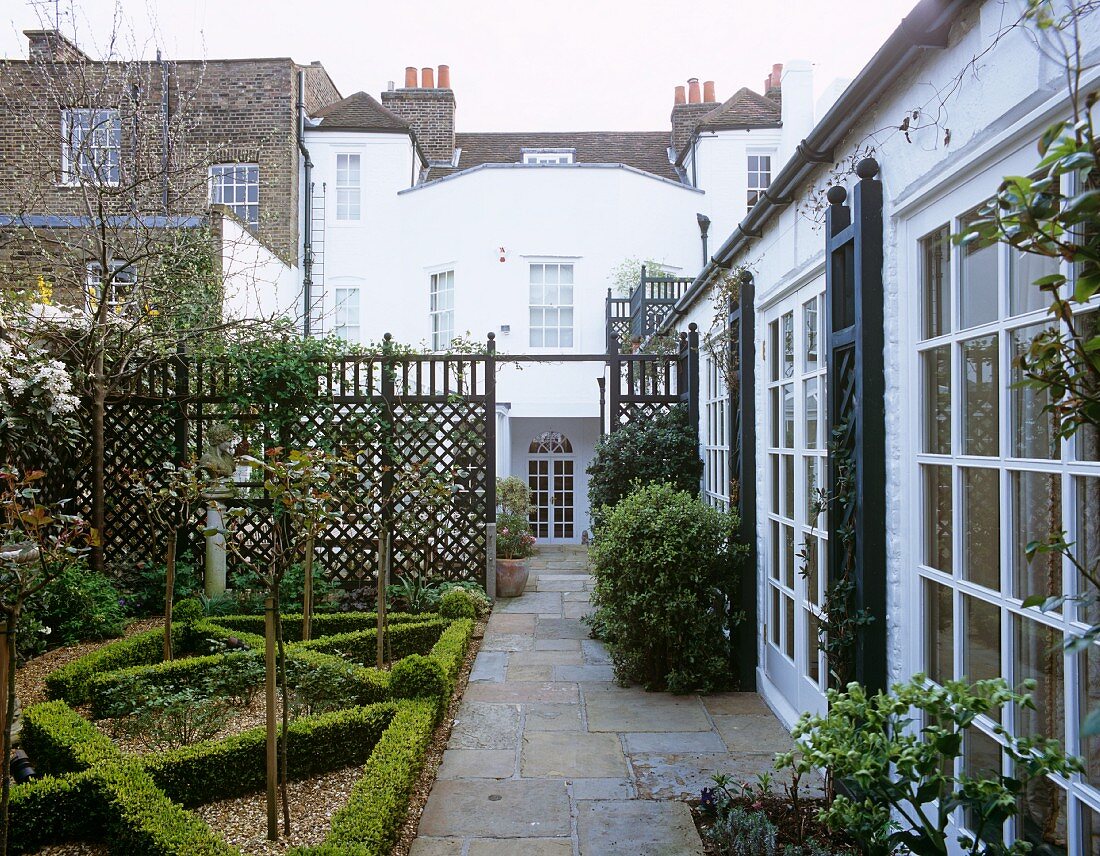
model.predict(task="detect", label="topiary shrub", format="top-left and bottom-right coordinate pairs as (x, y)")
top-left (172, 598), bottom-right (204, 625)
top-left (585, 406), bottom-right (702, 532)
top-left (387, 655), bottom-right (447, 701)
top-left (437, 589), bottom-right (477, 621)
top-left (588, 481), bottom-right (744, 693)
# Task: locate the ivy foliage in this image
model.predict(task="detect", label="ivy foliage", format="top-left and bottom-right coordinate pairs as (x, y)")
top-left (586, 407), bottom-right (702, 532)
top-left (588, 481), bottom-right (744, 693)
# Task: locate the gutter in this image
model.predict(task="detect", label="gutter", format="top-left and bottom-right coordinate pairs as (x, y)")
top-left (298, 70), bottom-right (315, 337)
top-left (661, 0), bottom-right (964, 330)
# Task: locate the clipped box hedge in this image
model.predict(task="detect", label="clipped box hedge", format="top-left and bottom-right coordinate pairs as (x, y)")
top-left (206, 611), bottom-right (437, 642)
top-left (45, 626), bottom-right (182, 706)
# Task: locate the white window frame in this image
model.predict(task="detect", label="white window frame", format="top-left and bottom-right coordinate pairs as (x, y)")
top-left (86, 260), bottom-right (137, 315)
top-left (528, 261), bottom-right (576, 350)
top-left (747, 151), bottom-right (773, 212)
top-left (430, 270), bottom-right (455, 351)
top-left (521, 148), bottom-right (575, 165)
top-left (209, 163), bottom-right (260, 228)
top-left (332, 286), bottom-right (361, 342)
top-left (61, 108), bottom-right (121, 186)
top-left (335, 153), bottom-right (361, 222)
top-left (904, 158), bottom-right (1100, 854)
top-left (703, 352), bottom-right (730, 509)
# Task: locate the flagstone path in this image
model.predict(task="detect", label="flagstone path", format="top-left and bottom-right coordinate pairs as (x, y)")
top-left (413, 546), bottom-right (806, 856)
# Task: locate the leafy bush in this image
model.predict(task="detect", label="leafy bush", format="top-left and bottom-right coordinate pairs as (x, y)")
top-left (198, 590), bottom-right (237, 616)
top-left (47, 626), bottom-right (176, 705)
top-left (388, 654), bottom-right (447, 701)
top-left (172, 598), bottom-right (204, 624)
top-left (776, 676), bottom-right (1084, 856)
top-left (586, 407), bottom-right (702, 532)
top-left (497, 476), bottom-right (531, 516)
top-left (39, 565), bottom-right (127, 645)
top-left (229, 562), bottom-right (338, 615)
top-left (438, 589), bottom-right (477, 620)
top-left (386, 574), bottom-right (442, 613)
top-left (496, 511), bottom-right (536, 559)
top-left (588, 482), bottom-right (742, 692)
top-left (285, 655), bottom-right (365, 716)
top-left (108, 688), bottom-right (232, 752)
top-left (111, 558), bottom-right (201, 618)
top-left (437, 582), bottom-right (491, 618)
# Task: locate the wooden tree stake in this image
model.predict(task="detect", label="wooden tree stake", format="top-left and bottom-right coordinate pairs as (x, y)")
top-left (264, 596), bottom-right (278, 841)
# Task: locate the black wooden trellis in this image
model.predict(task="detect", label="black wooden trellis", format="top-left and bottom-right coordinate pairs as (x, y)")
top-left (825, 158), bottom-right (887, 693)
top-left (83, 339), bottom-right (496, 591)
top-left (606, 324), bottom-right (700, 434)
top-left (727, 269), bottom-right (758, 690)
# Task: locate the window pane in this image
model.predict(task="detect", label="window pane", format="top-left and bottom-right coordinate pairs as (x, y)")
top-left (781, 312), bottom-right (794, 378)
top-left (1077, 476), bottom-right (1100, 626)
top-left (962, 727), bottom-right (1003, 833)
top-left (1013, 615), bottom-right (1064, 742)
top-left (1076, 313), bottom-right (1099, 461)
top-left (806, 611), bottom-right (820, 683)
top-left (923, 345), bottom-right (951, 454)
top-left (782, 384), bottom-right (794, 448)
top-left (962, 334), bottom-right (999, 456)
top-left (960, 213), bottom-right (999, 329)
top-left (783, 455), bottom-right (794, 519)
top-left (769, 320), bottom-right (779, 382)
top-left (1011, 471), bottom-right (1062, 604)
top-left (1017, 777), bottom-right (1067, 855)
top-left (1011, 323), bottom-right (1058, 459)
top-left (805, 377), bottom-right (819, 449)
top-left (783, 525), bottom-right (794, 589)
top-left (921, 225), bottom-right (951, 339)
top-left (923, 465), bottom-right (952, 572)
top-left (963, 594), bottom-right (1001, 687)
top-left (803, 534), bottom-right (819, 606)
top-left (962, 467), bottom-right (1000, 589)
top-left (803, 298), bottom-right (818, 370)
top-left (1081, 642), bottom-right (1100, 788)
top-left (925, 578), bottom-right (953, 684)
top-left (1009, 250), bottom-right (1059, 317)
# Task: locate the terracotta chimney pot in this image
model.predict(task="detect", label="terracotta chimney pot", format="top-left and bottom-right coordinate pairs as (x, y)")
top-left (421, 67), bottom-right (435, 88)
top-left (703, 80), bottom-right (715, 102)
top-left (404, 66), bottom-right (417, 88)
top-left (674, 85), bottom-right (686, 105)
top-left (437, 64), bottom-right (451, 88)
top-left (687, 78), bottom-right (701, 104)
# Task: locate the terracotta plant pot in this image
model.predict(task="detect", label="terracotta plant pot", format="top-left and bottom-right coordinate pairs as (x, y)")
top-left (496, 558), bottom-right (529, 598)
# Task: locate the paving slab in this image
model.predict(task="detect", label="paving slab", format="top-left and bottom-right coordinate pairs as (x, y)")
top-left (419, 779), bottom-right (571, 838)
top-left (536, 618), bottom-right (592, 640)
top-left (522, 730), bottom-right (629, 778)
top-left (469, 651), bottom-right (508, 683)
top-left (712, 714), bottom-right (794, 753)
top-left (536, 578), bottom-right (588, 591)
top-left (564, 590), bottom-right (593, 602)
top-left (701, 692), bottom-right (773, 716)
top-left (509, 649), bottom-right (584, 667)
top-left (552, 663), bottom-right (615, 682)
top-left (622, 731), bottom-right (727, 754)
top-left (409, 837), bottom-right (462, 856)
top-left (523, 702), bottom-right (584, 732)
top-left (583, 683), bottom-right (711, 733)
top-left (564, 601), bottom-right (595, 619)
top-left (449, 702), bottom-right (521, 750)
top-left (576, 799), bottom-right (704, 855)
top-left (495, 592), bottom-right (563, 614)
top-left (581, 639), bottom-right (612, 664)
top-left (570, 777), bottom-right (635, 800)
top-left (480, 633), bottom-right (535, 652)
top-left (507, 663), bottom-right (553, 682)
top-left (534, 638), bottom-right (581, 651)
top-left (465, 681), bottom-right (580, 704)
top-left (468, 839), bottom-right (573, 856)
top-left (438, 748), bottom-right (516, 779)
top-left (486, 613), bottom-right (537, 634)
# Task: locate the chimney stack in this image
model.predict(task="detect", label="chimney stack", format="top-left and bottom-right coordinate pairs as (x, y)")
top-left (764, 63), bottom-right (783, 97)
top-left (687, 77), bottom-right (701, 104)
top-left (384, 64), bottom-right (456, 163)
top-left (674, 85), bottom-right (686, 105)
top-left (703, 80), bottom-right (715, 102)
top-left (24, 29), bottom-right (89, 62)
top-left (671, 76), bottom-right (719, 161)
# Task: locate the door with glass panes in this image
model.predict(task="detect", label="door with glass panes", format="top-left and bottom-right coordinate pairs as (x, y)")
top-left (763, 283), bottom-right (829, 717)
top-left (527, 432), bottom-right (576, 544)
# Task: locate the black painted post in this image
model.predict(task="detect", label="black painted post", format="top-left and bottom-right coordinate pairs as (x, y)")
top-left (824, 158), bottom-right (887, 693)
top-left (685, 323), bottom-right (701, 439)
top-left (484, 332), bottom-right (497, 592)
top-left (609, 342), bottom-right (621, 434)
top-left (596, 376), bottom-right (606, 437)
top-left (173, 344), bottom-right (189, 463)
top-left (730, 270), bottom-right (758, 690)
top-left (380, 333), bottom-right (396, 589)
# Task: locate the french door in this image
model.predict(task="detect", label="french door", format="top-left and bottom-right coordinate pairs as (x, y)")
top-left (528, 431), bottom-right (576, 544)
top-left (763, 282), bottom-right (829, 718)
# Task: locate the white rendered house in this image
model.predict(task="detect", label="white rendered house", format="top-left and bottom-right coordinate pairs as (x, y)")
top-left (299, 65), bottom-right (816, 542)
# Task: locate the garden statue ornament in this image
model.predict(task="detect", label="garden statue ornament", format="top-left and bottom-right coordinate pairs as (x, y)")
top-left (200, 423), bottom-right (238, 597)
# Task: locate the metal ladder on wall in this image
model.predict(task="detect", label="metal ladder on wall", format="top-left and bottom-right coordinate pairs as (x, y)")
top-left (307, 182), bottom-right (326, 336)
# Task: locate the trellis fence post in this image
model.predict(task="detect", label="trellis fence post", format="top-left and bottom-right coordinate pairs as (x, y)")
top-left (484, 333), bottom-right (497, 592)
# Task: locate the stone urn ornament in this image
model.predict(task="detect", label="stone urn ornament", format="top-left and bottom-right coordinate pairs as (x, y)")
top-left (198, 423), bottom-right (239, 597)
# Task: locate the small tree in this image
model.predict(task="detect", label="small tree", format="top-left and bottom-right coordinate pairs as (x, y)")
top-left (0, 469), bottom-right (91, 856)
top-left (128, 460), bottom-right (204, 660)
top-left (220, 447), bottom-right (344, 840)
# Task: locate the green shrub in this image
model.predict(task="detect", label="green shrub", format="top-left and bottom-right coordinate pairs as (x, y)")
top-left (142, 703), bottom-right (396, 808)
top-left (22, 701), bottom-right (121, 773)
top-left (199, 610), bottom-right (433, 643)
top-left (46, 626), bottom-right (178, 705)
top-left (497, 476), bottom-right (531, 516)
top-left (588, 482), bottom-right (742, 693)
top-left (294, 618), bottom-right (448, 664)
top-left (292, 700), bottom-right (437, 856)
top-left (437, 582), bottom-right (491, 618)
top-left (438, 589), bottom-right (477, 620)
top-left (39, 565), bottom-right (127, 645)
top-left (586, 407), bottom-right (702, 532)
top-left (172, 598), bottom-right (204, 624)
top-left (112, 558), bottom-right (201, 618)
top-left (388, 655), bottom-right (447, 701)
top-left (428, 618), bottom-right (473, 695)
top-left (285, 654), bottom-right (368, 715)
top-left (776, 676), bottom-right (1084, 856)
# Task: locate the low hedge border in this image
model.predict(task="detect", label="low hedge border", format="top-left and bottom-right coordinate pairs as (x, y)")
top-left (294, 618), bottom-right (449, 664)
top-left (45, 626), bottom-right (183, 706)
top-left (20, 615), bottom-right (477, 855)
top-left (205, 611), bottom-right (437, 642)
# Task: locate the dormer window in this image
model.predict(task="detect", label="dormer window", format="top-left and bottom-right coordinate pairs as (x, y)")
top-left (521, 148), bottom-right (575, 165)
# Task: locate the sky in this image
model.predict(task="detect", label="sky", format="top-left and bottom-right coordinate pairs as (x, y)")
top-left (4, 0), bottom-right (919, 131)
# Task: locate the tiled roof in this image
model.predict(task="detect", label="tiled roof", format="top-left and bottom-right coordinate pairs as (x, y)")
top-left (696, 87), bottom-right (781, 131)
top-left (423, 132), bottom-right (680, 183)
top-left (311, 92), bottom-right (409, 132)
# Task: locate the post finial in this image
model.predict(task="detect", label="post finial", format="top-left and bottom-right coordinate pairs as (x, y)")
top-left (826, 185), bottom-right (848, 205)
top-left (855, 157), bottom-right (880, 180)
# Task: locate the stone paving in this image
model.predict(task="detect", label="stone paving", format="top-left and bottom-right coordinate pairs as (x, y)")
top-left (413, 546), bottom-right (801, 856)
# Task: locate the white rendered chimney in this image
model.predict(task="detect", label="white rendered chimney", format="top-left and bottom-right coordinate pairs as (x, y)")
top-left (778, 60), bottom-right (814, 166)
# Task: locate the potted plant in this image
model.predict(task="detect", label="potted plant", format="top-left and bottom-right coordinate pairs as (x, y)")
top-left (495, 477), bottom-right (536, 597)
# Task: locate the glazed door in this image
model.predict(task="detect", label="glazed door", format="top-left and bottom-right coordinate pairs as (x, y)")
top-left (528, 432), bottom-right (576, 544)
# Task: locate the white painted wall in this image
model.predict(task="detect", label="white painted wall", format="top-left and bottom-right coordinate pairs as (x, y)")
top-left (219, 215), bottom-right (299, 323)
